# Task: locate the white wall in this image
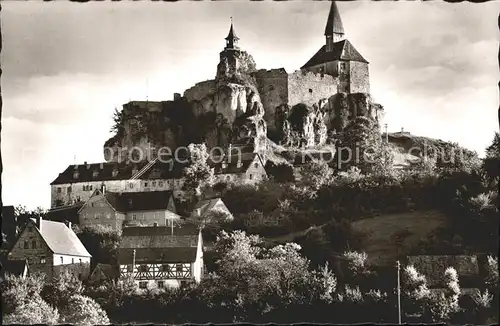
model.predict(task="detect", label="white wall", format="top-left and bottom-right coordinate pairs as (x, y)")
top-left (52, 254), bottom-right (91, 266)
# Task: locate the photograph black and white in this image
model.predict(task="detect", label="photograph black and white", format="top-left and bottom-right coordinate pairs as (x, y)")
top-left (0, 0), bottom-right (499, 324)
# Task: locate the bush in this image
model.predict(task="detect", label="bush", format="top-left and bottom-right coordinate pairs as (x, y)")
top-left (61, 294), bottom-right (110, 325)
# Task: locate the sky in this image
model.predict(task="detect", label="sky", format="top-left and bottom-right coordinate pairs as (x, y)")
top-left (1, 0), bottom-right (499, 210)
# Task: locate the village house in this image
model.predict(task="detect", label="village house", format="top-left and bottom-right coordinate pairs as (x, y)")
top-left (118, 223), bottom-right (203, 290)
top-left (190, 197), bottom-right (234, 224)
top-left (78, 189), bottom-right (181, 231)
top-left (88, 263), bottom-right (120, 284)
top-left (7, 216), bottom-right (91, 280)
top-left (211, 152), bottom-right (268, 185)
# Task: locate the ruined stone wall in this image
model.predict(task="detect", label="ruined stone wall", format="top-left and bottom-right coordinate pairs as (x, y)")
top-left (184, 80), bottom-right (217, 103)
top-left (287, 70), bottom-right (339, 107)
top-left (349, 61), bottom-right (370, 94)
top-left (252, 68), bottom-right (289, 132)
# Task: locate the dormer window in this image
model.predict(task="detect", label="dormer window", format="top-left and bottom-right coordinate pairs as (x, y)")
top-left (132, 168), bottom-right (138, 176)
top-left (73, 171), bottom-right (79, 179)
top-left (92, 170), bottom-right (99, 178)
top-left (222, 162), bottom-right (228, 169)
top-left (112, 168), bottom-right (119, 177)
top-left (236, 161), bottom-right (243, 168)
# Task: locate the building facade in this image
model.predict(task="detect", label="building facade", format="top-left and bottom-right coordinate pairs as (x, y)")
top-left (118, 224), bottom-right (204, 289)
top-left (78, 189), bottom-right (181, 231)
top-left (7, 217), bottom-right (91, 280)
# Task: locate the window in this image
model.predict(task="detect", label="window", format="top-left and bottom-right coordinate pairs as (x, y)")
top-left (152, 181), bottom-right (156, 187)
top-left (157, 281), bottom-right (164, 288)
top-left (32, 240), bottom-right (36, 249)
top-left (92, 171), bottom-right (99, 178)
top-left (161, 264), bottom-right (171, 272)
top-left (73, 171), bottom-right (79, 179)
top-left (106, 213), bottom-right (111, 219)
top-left (91, 202), bottom-right (94, 207)
top-left (83, 185), bottom-right (86, 191)
top-left (112, 169), bottom-right (119, 177)
top-left (176, 263), bottom-right (183, 273)
top-left (57, 187), bottom-right (62, 193)
top-left (138, 265), bottom-right (148, 272)
top-left (23, 241), bottom-right (28, 249)
top-left (129, 183), bottom-right (134, 189)
top-left (67, 186), bottom-right (72, 193)
top-left (132, 214), bottom-right (137, 220)
top-left (40, 258), bottom-right (46, 264)
top-left (226, 175), bottom-right (231, 181)
top-left (60, 257), bottom-right (64, 264)
top-left (139, 281), bottom-right (147, 289)
top-left (158, 181), bottom-right (164, 187)
top-left (144, 182), bottom-right (149, 187)
top-left (254, 163), bottom-right (259, 168)
top-left (309, 88), bottom-right (313, 93)
top-left (89, 185), bottom-right (93, 190)
top-left (79, 258), bottom-right (82, 263)
top-left (127, 265), bottom-right (133, 272)
top-left (249, 174), bottom-right (253, 180)
top-left (72, 258), bottom-right (75, 264)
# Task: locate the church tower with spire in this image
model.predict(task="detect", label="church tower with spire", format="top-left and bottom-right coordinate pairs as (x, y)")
top-left (225, 19), bottom-right (240, 50)
top-left (301, 1), bottom-right (370, 94)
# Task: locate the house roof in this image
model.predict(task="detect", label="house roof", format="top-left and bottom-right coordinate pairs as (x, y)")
top-left (119, 223), bottom-right (200, 264)
top-left (50, 161), bottom-right (151, 185)
top-left (301, 40), bottom-right (368, 69)
top-left (102, 190), bottom-right (175, 212)
top-left (33, 219), bottom-right (91, 257)
top-left (193, 198), bottom-right (222, 216)
top-left (209, 152), bottom-right (263, 175)
top-left (2, 259), bottom-right (28, 278)
top-left (406, 255), bottom-right (480, 287)
top-left (118, 247), bottom-right (198, 264)
top-left (90, 263), bottom-right (119, 280)
top-left (46, 203), bottom-right (83, 224)
top-left (324, 1), bottom-right (345, 36)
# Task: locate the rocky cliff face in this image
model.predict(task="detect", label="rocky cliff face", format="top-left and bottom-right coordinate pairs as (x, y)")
top-left (104, 49), bottom-right (383, 162)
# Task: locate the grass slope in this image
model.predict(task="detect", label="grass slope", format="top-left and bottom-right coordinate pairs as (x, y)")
top-left (351, 210), bottom-right (448, 267)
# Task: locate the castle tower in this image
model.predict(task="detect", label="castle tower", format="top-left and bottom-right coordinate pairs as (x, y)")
top-left (225, 18), bottom-right (240, 50)
top-left (301, 0), bottom-right (370, 94)
top-left (325, 1), bottom-right (345, 51)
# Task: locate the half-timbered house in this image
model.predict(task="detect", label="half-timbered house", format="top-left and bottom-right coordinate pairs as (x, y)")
top-left (118, 223), bottom-right (203, 289)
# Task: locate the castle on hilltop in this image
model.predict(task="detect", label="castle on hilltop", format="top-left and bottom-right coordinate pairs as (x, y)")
top-left (50, 1), bottom-right (384, 209)
top-left (102, 1), bottom-right (382, 163)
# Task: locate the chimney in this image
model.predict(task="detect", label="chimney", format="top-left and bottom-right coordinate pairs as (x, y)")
top-left (67, 221), bottom-right (72, 230)
top-left (401, 127), bottom-right (404, 133)
top-left (36, 215), bottom-right (42, 232)
top-left (100, 162), bottom-right (104, 170)
top-left (174, 93), bottom-right (181, 101)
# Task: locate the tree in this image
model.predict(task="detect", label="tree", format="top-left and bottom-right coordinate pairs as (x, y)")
top-left (334, 117), bottom-right (396, 175)
top-left (74, 224), bottom-right (121, 267)
top-left (1, 273), bottom-right (59, 325)
top-left (402, 265), bottom-right (431, 316)
top-left (14, 205), bottom-right (47, 231)
top-left (61, 294), bottom-right (110, 326)
top-left (3, 295), bottom-right (60, 325)
top-left (482, 132), bottom-right (500, 187)
top-left (435, 142), bottom-right (481, 174)
top-left (182, 143), bottom-right (215, 199)
top-left (299, 160), bottom-right (334, 190)
top-left (42, 269), bottom-right (84, 310)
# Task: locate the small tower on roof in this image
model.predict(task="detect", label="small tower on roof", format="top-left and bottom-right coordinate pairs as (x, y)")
top-left (225, 17), bottom-right (240, 50)
top-left (325, 0), bottom-right (345, 51)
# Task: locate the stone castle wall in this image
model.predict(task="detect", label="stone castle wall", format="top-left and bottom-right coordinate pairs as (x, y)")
top-left (184, 80), bottom-right (217, 103)
top-left (349, 61), bottom-right (370, 94)
top-left (252, 68), bottom-right (289, 130)
top-left (287, 70), bottom-right (339, 107)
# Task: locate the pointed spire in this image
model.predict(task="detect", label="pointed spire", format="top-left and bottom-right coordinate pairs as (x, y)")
top-left (324, 1), bottom-right (345, 36)
top-left (224, 17), bottom-right (240, 50)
